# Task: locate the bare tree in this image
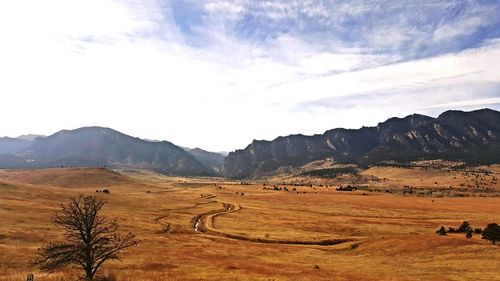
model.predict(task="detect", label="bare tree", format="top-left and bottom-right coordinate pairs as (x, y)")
top-left (34, 195), bottom-right (137, 281)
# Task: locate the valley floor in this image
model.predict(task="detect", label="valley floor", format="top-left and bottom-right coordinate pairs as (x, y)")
top-left (0, 167), bottom-right (499, 280)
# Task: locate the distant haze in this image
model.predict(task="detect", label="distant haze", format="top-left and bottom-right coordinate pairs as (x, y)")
top-left (1, 1), bottom-right (499, 152)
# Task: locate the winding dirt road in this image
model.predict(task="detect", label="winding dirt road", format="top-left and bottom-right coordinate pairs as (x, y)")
top-left (192, 198), bottom-right (354, 246)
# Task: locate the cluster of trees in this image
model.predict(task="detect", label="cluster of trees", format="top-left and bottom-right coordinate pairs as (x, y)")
top-left (300, 167), bottom-right (358, 178)
top-left (436, 221), bottom-right (500, 244)
top-left (262, 185), bottom-right (297, 192)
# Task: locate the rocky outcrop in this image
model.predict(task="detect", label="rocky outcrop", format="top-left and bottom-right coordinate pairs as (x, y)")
top-left (223, 109), bottom-right (500, 178)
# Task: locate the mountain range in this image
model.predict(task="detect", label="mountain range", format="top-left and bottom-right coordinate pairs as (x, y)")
top-left (0, 109), bottom-right (499, 178)
top-left (0, 127), bottom-right (222, 176)
top-left (222, 109), bottom-right (500, 178)
top-left (0, 137), bottom-right (31, 155)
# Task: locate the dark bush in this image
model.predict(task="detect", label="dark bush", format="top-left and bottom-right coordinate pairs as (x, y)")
top-left (482, 223), bottom-right (500, 245)
top-left (336, 185), bottom-right (357, 191)
top-left (458, 221), bottom-right (472, 233)
top-left (436, 226), bottom-right (447, 236)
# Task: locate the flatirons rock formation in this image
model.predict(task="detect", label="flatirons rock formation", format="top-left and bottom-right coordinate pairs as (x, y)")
top-left (223, 109), bottom-right (500, 178)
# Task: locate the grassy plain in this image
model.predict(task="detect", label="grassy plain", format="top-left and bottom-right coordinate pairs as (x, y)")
top-left (0, 166), bottom-right (499, 280)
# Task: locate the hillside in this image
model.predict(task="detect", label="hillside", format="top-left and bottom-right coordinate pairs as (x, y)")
top-left (0, 137), bottom-right (31, 155)
top-left (186, 148), bottom-right (225, 174)
top-left (0, 167), bottom-right (135, 188)
top-left (223, 109), bottom-right (500, 178)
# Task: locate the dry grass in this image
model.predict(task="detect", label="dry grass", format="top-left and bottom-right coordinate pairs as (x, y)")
top-left (362, 165), bottom-right (500, 190)
top-left (1, 167), bottom-right (499, 280)
top-left (0, 168), bottom-right (136, 188)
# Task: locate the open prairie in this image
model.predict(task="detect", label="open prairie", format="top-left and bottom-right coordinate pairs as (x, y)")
top-left (1, 167), bottom-right (499, 281)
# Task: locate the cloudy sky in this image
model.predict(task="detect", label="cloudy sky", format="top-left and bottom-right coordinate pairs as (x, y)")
top-left (1, 0), bottom-right (499, 152)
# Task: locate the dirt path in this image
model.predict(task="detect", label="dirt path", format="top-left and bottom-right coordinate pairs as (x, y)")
top-left (155, 200), bottom-right (218, 222)
top-left (192, 200), bottom-right (354, 246)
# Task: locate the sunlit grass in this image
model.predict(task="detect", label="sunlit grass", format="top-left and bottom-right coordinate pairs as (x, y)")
top-left (1, 167), bottom-right (499, 280)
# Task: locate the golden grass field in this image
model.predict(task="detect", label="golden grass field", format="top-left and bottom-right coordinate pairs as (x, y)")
top-left (1, 166), bottom-right (499, 280)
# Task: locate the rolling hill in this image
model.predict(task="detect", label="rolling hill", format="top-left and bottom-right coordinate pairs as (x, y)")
top-left (0, 167), bottom-right (136, 188)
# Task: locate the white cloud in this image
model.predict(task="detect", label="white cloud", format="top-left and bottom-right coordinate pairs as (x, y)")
top-left (247, 39), bottom-right (500, 106)
top-left (204, 1), bottom-right (245, 21)
top-left (0, 0), bottom-right (499, 152)
top-left (433, 17), bottom-right (486, 42)
top-left (420, 97), bottom-right (500, 110)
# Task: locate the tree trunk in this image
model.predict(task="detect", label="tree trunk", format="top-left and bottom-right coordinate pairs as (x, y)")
top-left (86, 267), bottom-right (94, 281)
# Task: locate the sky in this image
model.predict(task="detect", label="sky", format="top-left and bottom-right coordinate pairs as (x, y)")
top-left (1, 0), bottom-right (499, 152)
